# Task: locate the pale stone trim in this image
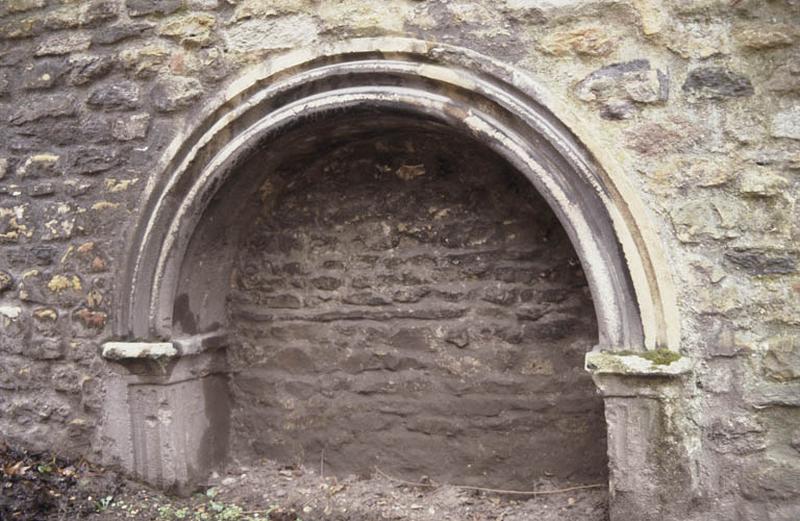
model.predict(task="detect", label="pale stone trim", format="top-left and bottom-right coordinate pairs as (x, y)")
top-left (585, 351), bottom-right (694, 377)
top-left (101, 341), bottom-right (177, 361)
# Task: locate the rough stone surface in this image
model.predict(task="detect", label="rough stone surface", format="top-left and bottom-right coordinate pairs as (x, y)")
top-left (771, 106), bottom-right (800, 140)
top-left (87, 81), bottom-right (141, 110)
top-left (126, 0), bottom-right (181, 17)
top-left (228, 130), bottom-right (605, 488)
top-left (0, 1), bottom-right (796, 519)
top-left (576, 60), bottom-right (669, 119)
top-left (682, 66), bottom-right (754, 100)
top-left (150, 76), bottom-right (204, 112)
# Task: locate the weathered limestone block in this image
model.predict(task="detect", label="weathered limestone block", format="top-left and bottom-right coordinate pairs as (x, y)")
top-left (92, 22), bottom-right (154, 45)
top-left (118, 44), bottom-right (172, 78)
top-left (735, 23), bottom-right (796, 50)
top-left (766, 57), bottom-right (800, 94)
top-left (158, 13), bottom-right (217, 47)
top-left (151, 76), bottom-right (204, 112)
top-left (724, 249), bottom-right (797, 276)
top-left (665, 20), bottom-right (730, 59)
top-left (0, 0), bottom-right (45, 16)
top-left (587, 352), bottom-right (697, 521)
top-left (17, 153), bottom-right (61, 178)
top-left (625, 116), bottom-right (708, 156)
top-left (541, 24), bottom-right (618, 56)
top-left (0, 271), bottom-right (12, 293)
top-left (66, 54), bottom-right (114, 85)
top-left (740, 460), bottom-right (800, 501)
top-left (20, 59), bottom-right (69, 90)
top-left (126, 0), bottom-right (182, 17)
top-left (0, 205), bottom-right (34, 242)
top-left (763, 336), bottom-right (800, 381)
top-left (111, 113), bottom-right (151, 141)
top-left (707, 415), bottom-right (766, 455)
top-left (87, 81), bottom-right (141, 110)
top-left (223, 15), bottom-right (318, 55)
top-left (575, 59), bottom-right (668, 119)
top-left (35, 31), bottom-right (92, 56)
top-left (41, 201), bottom-right (78, 241)
top-left (738, 169), bottom-right (789, 198)
top-left (231, 0), bottom-right (310, 20)
top-left (102, 342), bottom-right (177, 361)
top-left (682, 66), bottom-right (754, 100)
top-left (70, 147), bottom-right (121, 175)
top-left (0, 305), bottom-right (29, 355)
top-left (8, 94), bottom-right (77, 125)
top-left (771, 106), bottom-right (800, 140)
top-left (101, 345), bottom-right (230, 493)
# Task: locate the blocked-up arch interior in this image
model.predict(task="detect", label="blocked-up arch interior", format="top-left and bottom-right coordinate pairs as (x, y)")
top-left (175, 111), bottom-right (607, 487)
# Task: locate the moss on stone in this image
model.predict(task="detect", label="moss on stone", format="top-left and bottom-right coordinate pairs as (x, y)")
top-left (613, 348), bottom-right (682, 366)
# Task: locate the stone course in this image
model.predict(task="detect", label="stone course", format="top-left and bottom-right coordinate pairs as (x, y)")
top-left (0, 0), bottom-right (796, 519)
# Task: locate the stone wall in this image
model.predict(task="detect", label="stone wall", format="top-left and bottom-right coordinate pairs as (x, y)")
top-left (0, 0), bottom-right (798, 519)
top-left (227, 128), bottom-right (604, 487)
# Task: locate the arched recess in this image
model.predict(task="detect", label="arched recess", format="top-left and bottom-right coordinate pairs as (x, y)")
top-left (102, 39), bottom-right (695, 515)
top-left (112, 37), bottom-right (679, 352)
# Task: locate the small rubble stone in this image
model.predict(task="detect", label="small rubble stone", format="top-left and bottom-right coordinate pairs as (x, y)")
top-left (18, 153), bottom-right (61, 178)
top-left (791, 430), bottom-right (800, 452)
top-left (28, 183), bottom-right (56, 197)
top-left (575, 60), bottom-right (668, 119)
top-left (92, 22), bottom-right (154, 45)
top-left (126, 0), bottom-right (182, 17)
top-left (111, 113), bottom-right (151, 141)
top-left (21, 59), bottom-right (68, 90)
top-left (740, 462), bottom-right (800, 500)
top-left (540, 25), bottom-right (617, 57)
top-left (666, 20), bottom-right (730, 59)
top-left (44, 1), bottom-right (118, 32)
top-left (0, 205), bottom-right (34, 242)
top-left (67, 54), bottom-right (114, 86)
top-left (682, 67), bottom-right (754, 100)
top-left (71, 147), bottom-right (120, 175)
top-left (1, 0), bottom-right (45, 16)
top-left (87, 81), bottom-right (141, 110)
top-left (9, 94), bottom-right (76, 125)
top-left (625, 117), bottom-right (705, 156)
top-left (73, 308), bottom-right (107, 330)
top-left (35, 31), bottom-right (91, 56)
top-left (735, 23), bottom-right (796, 50)
top-left (0, 271), bottom-right (12, 292)
top-left (158, 13), bottom-right (217, 46)
top-left (0, 70), bottom-right (9, 96)
top-left (708, 415), bottom-right (766, 455)
top-left (224, 15), bottom-right (318, 54)
top-left (118, 44), bottom-right (171, 78)
top-left (151, 75), bottom-right (204, 112)
top-left (41, 202), bottom-right (78, 241)
top-left (765, 57), bottom-right (800, 94)
top-left (724, 249), bottom-right (796, 275)
top-left (738, 169), bottom-right (789, 197)
top-left (763, 336), bottom-right (800, 381)
top-left (770, 106), bottom-right (800, 140)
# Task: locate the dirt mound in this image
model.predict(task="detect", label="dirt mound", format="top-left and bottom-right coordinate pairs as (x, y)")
top-left (0, 441), bottom-right (120, 520)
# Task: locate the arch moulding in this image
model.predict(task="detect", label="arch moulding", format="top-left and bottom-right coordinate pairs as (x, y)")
top-left (101, 38), bottom-right (694, 519)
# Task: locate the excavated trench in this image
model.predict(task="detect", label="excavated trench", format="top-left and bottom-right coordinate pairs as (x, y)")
top-left (212, 113), bottom-right (607, 489)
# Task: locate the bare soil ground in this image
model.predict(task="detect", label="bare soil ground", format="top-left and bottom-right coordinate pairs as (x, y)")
top-left (2, 443), bottom-right (608, 521)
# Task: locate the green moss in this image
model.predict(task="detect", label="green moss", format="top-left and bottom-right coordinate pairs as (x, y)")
top-left (612, 348), bottom-right (682, 366)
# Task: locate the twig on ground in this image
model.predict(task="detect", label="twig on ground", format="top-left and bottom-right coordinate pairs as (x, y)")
top-left (374, 467), bottom-right (605, 496)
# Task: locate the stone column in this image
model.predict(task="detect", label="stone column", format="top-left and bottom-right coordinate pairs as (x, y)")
top-left (100, 334), bottom-right (230, 494)
top-left (585, 350), bottom-right (697, 521)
